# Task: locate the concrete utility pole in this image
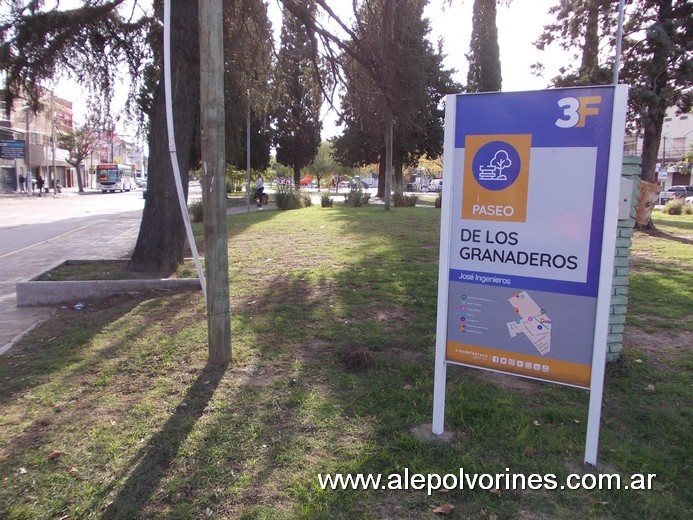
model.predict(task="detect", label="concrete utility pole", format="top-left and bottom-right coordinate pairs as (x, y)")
top-left (199, 0), bottom-right (231, 364)
top-left (246, 89), bottom-right (251, 214)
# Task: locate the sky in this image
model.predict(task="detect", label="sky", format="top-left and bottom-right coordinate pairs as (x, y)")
top-left (266, 0), bottom-right (570, 139)
top-left (55, 0), bottom-right (571, 140)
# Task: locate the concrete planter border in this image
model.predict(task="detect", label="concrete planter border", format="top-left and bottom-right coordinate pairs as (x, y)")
top-left (16, 259), bottom-right (201, 307)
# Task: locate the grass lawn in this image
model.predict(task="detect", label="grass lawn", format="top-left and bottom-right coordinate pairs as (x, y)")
top-left (0, 207), bottom-right (690, 519)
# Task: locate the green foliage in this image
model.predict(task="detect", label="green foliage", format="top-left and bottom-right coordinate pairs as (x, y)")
top-left (301, 193), bottom-right (313, 207)
top-left (345, 188), bottom-right (370, 207)
top-left (536, 0), bottom-right (692, 183)
top-left (662, 198), bottom-right (684, 215)
top-left (225, 167), bottom-right (247, 193)
top-left (188, 198), bottom-right (204, 223)
top-left (392, 187), bottom-right (418, 207)
top-left (467, 0), bottom-right (502, 92)
top-left (273, 2), bottom-right (322, 179)
top-left (320, 192), bottom-right (334, 208)
top-left (275, 184), bottom-right (304, 210)
top-left (331, 0), bottom-right (460, 171)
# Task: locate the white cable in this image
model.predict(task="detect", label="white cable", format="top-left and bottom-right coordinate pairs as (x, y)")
top-left (164, 0), bottom-right (207, 301)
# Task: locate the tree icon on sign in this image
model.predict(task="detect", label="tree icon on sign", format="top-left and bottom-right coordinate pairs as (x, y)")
top-left (478, 149), bottom-right (512, 181)
top-left (490, 150), bottom-right (512, 180)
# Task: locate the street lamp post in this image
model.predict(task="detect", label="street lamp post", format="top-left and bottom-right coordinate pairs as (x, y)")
top-left (51, 91), bottom-right (57, 194)
top-left (24, 106), bottom-right (31, 194)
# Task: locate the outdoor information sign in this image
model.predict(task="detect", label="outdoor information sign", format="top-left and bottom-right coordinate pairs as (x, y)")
top-left (432, 86), bottom-right (628, 465)
top-left (0, 139), bottom-right (25, 159)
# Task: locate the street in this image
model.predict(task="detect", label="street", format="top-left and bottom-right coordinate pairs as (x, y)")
top-left (0, 188), bottom-right (146, 351)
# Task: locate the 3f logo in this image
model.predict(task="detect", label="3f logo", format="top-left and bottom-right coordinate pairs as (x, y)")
top-left (555, 96), bottom-right (601, 128)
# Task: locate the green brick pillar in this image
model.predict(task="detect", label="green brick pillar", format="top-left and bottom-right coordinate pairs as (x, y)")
top-left (607, 155), bottom-right (641, 362)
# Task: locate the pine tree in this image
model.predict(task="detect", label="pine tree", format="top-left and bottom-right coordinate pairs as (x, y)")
top-left (2, 0), bottom-right (274, 273)
top-left (620, 0), bottom-right (692, 184)
top-left (273, 1), bottom-right (323, 185)
top-left (534, 0), bottom-right (615, 86)
top-left (466, 0), bottom-right (502, 92)
top-left (331, 0), bottom-right (458, 201)
top-left (536, 0), bottom-right (692, 185)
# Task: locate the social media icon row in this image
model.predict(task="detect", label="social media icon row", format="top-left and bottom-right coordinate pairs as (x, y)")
top-left (491, 356), bottom-right (549, 373)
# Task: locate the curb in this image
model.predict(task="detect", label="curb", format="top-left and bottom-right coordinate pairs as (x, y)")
top-left (16, 259), bottom-right (201, 306)
top-left (0, 321), bottom-right (42, 355)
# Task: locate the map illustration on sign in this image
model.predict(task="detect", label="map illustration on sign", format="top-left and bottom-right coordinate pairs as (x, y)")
top-left (506, 291), bottom-right (552, 355)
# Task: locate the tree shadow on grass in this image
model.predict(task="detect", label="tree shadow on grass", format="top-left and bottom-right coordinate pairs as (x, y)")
top-left (100, 362), bottom-right (227, 520)
top-left (639, 227), bottom-right (693, 246)
top-left (0, 290), bottom-right (198, 403)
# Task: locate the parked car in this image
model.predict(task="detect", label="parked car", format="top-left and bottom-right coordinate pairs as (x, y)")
top-left (428, 179), bottom-right (443, 192)
top-left (658, 185), bottom-right (693, 205)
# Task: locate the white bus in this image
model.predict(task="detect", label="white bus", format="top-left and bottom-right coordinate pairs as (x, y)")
top-left (96, 164), bottom-right (136, 193)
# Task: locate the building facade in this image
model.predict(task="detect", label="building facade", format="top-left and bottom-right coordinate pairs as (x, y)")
top-left (0, 89), bottom-right (75, 193)
top-left (623, 107), bottom-right (693, 189)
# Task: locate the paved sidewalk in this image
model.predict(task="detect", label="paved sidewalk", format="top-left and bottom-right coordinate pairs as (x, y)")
top-left (0, 210), bottom-right (142, 353)
top-left (0, 199), bottom-right (269, 354)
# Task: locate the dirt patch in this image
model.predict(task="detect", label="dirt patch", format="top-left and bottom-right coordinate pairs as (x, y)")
top-left (410, 423), bottom-right (454, 443)
top-left (35, 259), bottom-right (197, 281)
top-left (623, 326), bottom-right (692, 369)
top-left (235, 365), bottom-right (285, 388)
top-left (469, 368), bottom-right (544, 394)
top-left (385, 347), bottom-right (425, 363)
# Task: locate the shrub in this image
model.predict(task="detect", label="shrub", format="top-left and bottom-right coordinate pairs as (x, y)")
top-left (275, 185), bottom-right (304, 210)
top-left (663, 198), bottom-right (684, 215)
top-left (225, 166), bottom-right (246, 193)
top-left (393, 187), bottom-right (418, 207)
top-left (302, 194), bottom-right (313, 207)
top-left (320, 192), bottom-right (334, 208)
top-left (188, 198), bottom-right (204, 222)
top-left (346, 188), bottom-right (370, 207)
top-left (340, 347), bottom-right (373, 371)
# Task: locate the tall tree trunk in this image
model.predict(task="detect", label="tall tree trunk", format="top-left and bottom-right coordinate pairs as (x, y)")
top-left (129, 0), bottom-right (200, 274)
top-left (384, 114), bottom-right (393, 210)
top-left (75, 163), bottom-right (84, 193)
top-left (377, 151), bottom-right (386, 198)
top-left (640, 114), bottom-right (664, 185)
top-left (293, 161), bottom-right (301, 186)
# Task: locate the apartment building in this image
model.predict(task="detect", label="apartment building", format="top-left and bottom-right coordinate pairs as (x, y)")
top-left (0, 89), bottom-right (75, 193)
top-left (623, 106), bottom-right (693, 189)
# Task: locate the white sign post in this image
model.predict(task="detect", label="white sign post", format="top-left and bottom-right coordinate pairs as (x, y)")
top-left (433, 86), bottom-right (628, 467)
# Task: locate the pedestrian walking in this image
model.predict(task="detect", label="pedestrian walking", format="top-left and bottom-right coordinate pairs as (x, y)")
top-left (18, 174), bottom-right (25, 193)
top-left (255, 174), bottom-right (264, 207)
top-left (36, 175), bottom-right (44, 197)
